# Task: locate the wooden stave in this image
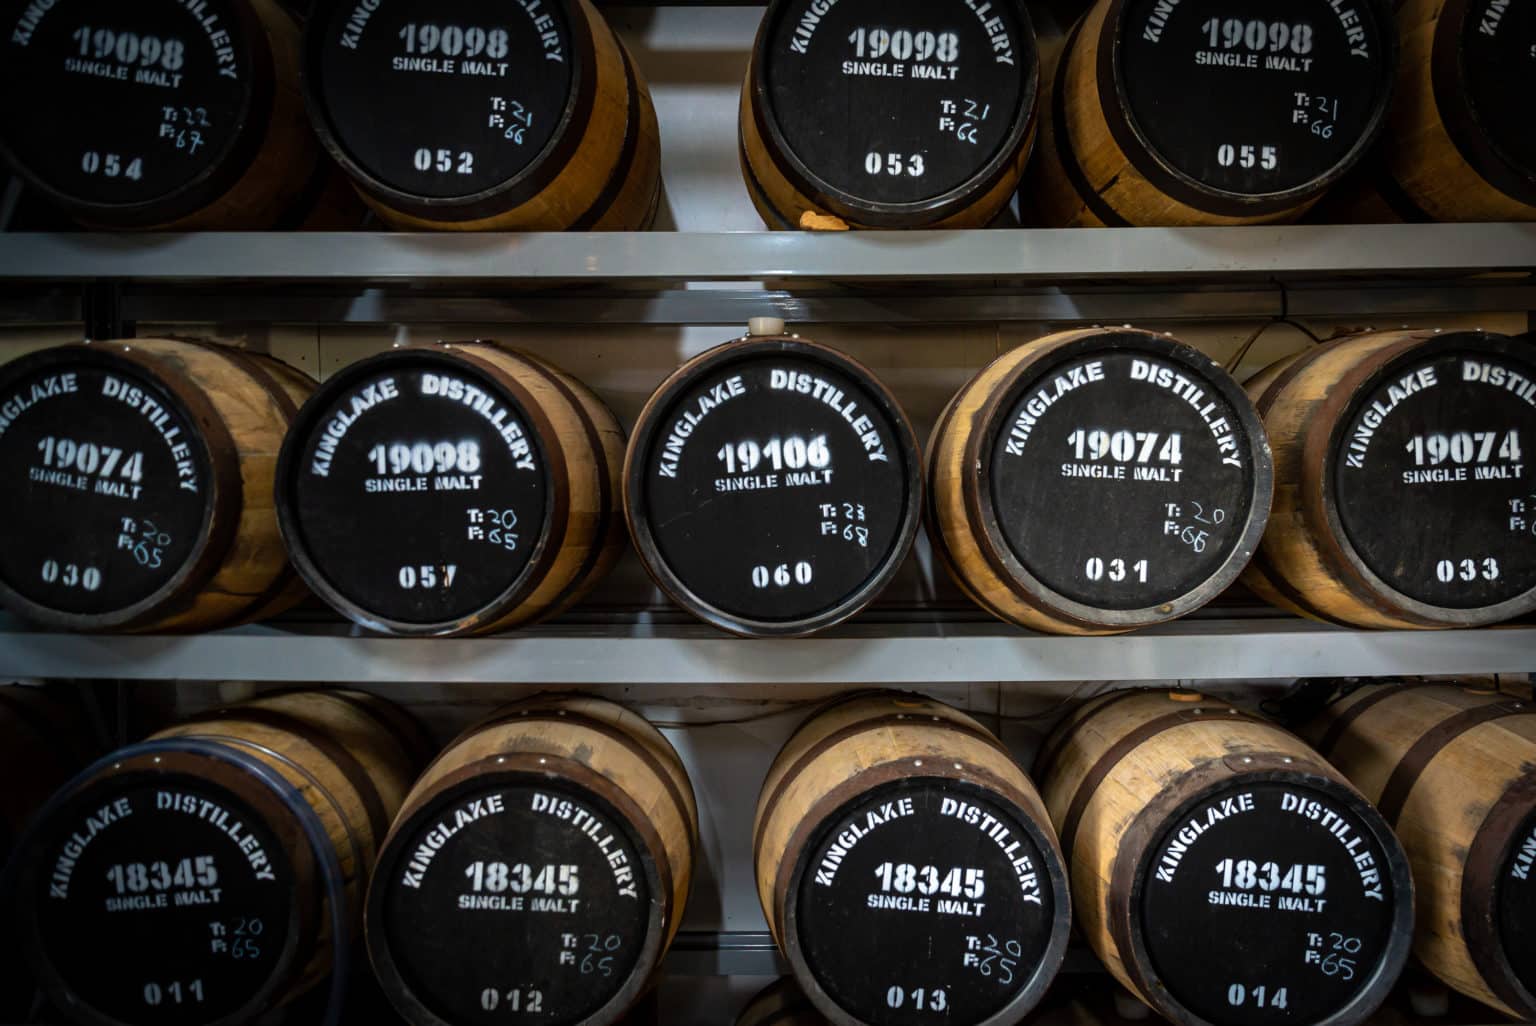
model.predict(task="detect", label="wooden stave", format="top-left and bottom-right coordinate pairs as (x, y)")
top-left (0, 338), bottom-right (315, 633)
top-left (1029, 0), bottom-right (1394, 228)
top-left (927, 328), bottom-right (1272, 634)
top-left (365, 694), bottom-right (697, 1026)
top-left (1036, 689), bottom-right (1414, 1026)
top-left (306, 0), bottom-right (660, 232)
top-left (1305, 683), bottom-right (1536, 1018)
top-left (738, 28), bottom-right (1042, 232)
top-left (1376, 0), bottom-right (1536, 223)
top-left (753, 691), bottom-right (1071, 1026)
top-left (19, 689), bottom-right (422, 1026)
top-left (622, 335), bottom-right (923, 638)
top-left (274, 341), bottom-right (624, 637)
top-left (1241, 329), bottom-right (1536, 629)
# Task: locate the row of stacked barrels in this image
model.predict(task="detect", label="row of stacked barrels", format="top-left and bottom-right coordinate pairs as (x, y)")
top-left (5, 681), bottom-right (1536, 1026)
top-left (0, 326), bottom-right (1532, 637)
top-left (0, 0), bottom-right (1531, 230)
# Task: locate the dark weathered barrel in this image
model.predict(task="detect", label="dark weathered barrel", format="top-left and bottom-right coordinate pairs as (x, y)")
top-left (740, 0), bottom-right (1040, 229)
top-left (928, 328), bottom-right (1272, 634)
top-left (1029, 0), bottom-right (1397, 226)
top-left (0, 339), bottom-right (315, 633)
top-left (1244, 329), bottom-right (1536, 629)
top-left (367, 694), bottom-right (697, 1026)
top-left (303, 0), bottom-right (661, 231)
top-left (1305, 682), bottom-right (1536, 1019)
top-left (276, 343), bottom-right (625, 636)
top-left (0, 0), bottom-right (323, 229)
top-left (624, 331), bottom-right (922, 637)
top-left (14, 689), bottom-right (429, 1026)
top-left (755, 692), bottom-right (1071, 1026)
top-left (1036, 689), bottom-right (1414, 1026)
top-left (737, 979), bottom-right (830, 1026)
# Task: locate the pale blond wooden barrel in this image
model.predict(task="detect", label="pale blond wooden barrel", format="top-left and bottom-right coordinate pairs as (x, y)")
top-left (1036, 689), bottom-right (1414, 1026)
top-left (1304, 682), bottom-right (1536, 1018)
top-left (754, 691), bottom-right (1070, 1026)
top-left (366, 694), bottom-right (697, 1026)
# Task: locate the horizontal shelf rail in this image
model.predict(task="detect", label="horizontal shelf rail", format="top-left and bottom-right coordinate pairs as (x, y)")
top-left (2, 617), bottom-right (1530, 684)
top-left (0, 225), bottom-right (1532, 285)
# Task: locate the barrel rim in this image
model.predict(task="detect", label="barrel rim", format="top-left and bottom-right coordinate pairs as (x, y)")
top-left (623, 334), bottom-right (923, 638)
top-left (15, 752), bottom-right (314, 1026)
top-left (273, 344), bottom-right (567, 637)
top-left (961, 329), bottom-right (1274, 629)
top-left (745, 0), bottom-right (1041, 227)
top-left (1465, 772), bottom-right (1536, 1018)
top-left (0, 0), bottom-right (276, 227)
top-left (0, 342), bottom-right (240, 632)
top-left (364, 760), bottom-right (668, 1026)
top-left (1113, 761), bottom-right (1414, 1026)
top-left (299, 0), bottom-right (600, 224)
top-left (1096, 0), bottom-right (1399, 217)
top-left (1432, 0), bottom-right (1536, 209)
top-left (777, 768), bottom-right (1071, 1026)
top-left (1310, 330), bottom-right (1536, 627)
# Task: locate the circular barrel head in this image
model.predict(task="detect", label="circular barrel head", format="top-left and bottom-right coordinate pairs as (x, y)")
top-left (751, 0), bottom-right (1038, 224)
top-left (786, 776), bottom-right (1069, 1026)
top-left (0, 0), bottom-right (267, 225)
top-left (276, 349), bottom-right (556, 636)
top-left (1133, 776), bottom-right (1410, 1026)
top-left (1443, 0), bottom-right (1536, 206)
top-left (1111, 0), bottom-right (1394, 211)
top-left (367, 770), bottom-right (662, 1026)
top-left (1326, 332), bottom-right (1536, 624)
top-left (304, 0), bottom-right (587, 219)
top-left (0, 346), bottom-right (225, 630)
top-left (626, 337), bottom-right (921, 637)
top-left (18, 756), bottom-right (308, 1026)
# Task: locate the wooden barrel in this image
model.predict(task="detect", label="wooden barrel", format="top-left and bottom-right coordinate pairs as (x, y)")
top-left (366, 694), bottom-right (697, 1026)
top-left (755, 691), bottom-right (1071, 1026)
top-left (13, 688), bottom-right (429, 1026)
top-left (740, 0), bottom-right (1040, 230)
top-left (0, 0), bottom-right (323, 230)
top-left (1373, 0), bottom-right (1536, 222)
top-left (0, 339), bottom-right (315, 633)
top-left (1036, 689), bottom-right (1414, 1026)
top-left (1028, 0), bottom-right (1397, 226)
top-left (625, 332), bottom-right (922, 637)
top-left (928, 328), bottom-right (1273, 635)
top-left (276, 343), bottom-right (624, 636)
top-left (1243, 329), bottom-right (1536, 629)
top-left (302, 0), bottom-right (661, 231)
top-left (1304, 682), bottom-right (1536, 1019)
top-left (737, 979), bottom-right (829, 1026)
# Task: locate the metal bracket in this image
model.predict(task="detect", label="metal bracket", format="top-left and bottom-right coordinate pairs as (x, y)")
top-left (81, 280), bottom-right (131, 341)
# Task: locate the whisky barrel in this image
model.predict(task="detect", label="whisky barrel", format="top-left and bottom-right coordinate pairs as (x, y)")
top-left (737, 979), bottom-right (829, 1026)
top-left (1036, 689), bottom-right (1414, 1026)
top-left (1373, 0), bottom-right (1536, 221)
top-left (626, 333), bottom-right (921, 637)
top-left (13, 689), bottom-right (429, 1026)
top-left (1304, 682), bottom-right (1536, 1019)
top-left (740, 0), bottom-right (1040, 229)
top-left (276, 343), bottom-right (624, 636)
top-left (0, 0), bottom-right (322, 230)
top-left (1243, 329), bottom-right (1536, 629)
top-left (366, 694), bottom-right (697, 1026)
top-left (928, 328), bottom-right (1272, 635)
top-left (0, 339), bottom-right (315, 633)
top-left (303, 0), bottom-right (661, 231)
top-left (755, 692), bottom-right (1071, 1026)
top-left (1028, 0), bottom-right (1397, 226)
